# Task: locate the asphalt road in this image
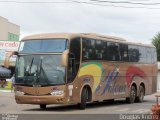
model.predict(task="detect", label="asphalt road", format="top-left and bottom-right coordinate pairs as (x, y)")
top-left (0, 92), bottom-right (159, 120)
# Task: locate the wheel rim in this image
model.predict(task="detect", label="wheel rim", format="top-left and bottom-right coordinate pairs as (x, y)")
top-left (139, 88), bottom-right (144, 101)
top-left (131, 87), bottom-right (136, 102)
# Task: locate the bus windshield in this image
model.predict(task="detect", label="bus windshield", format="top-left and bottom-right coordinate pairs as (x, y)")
top-left (15, 54), bottom-right (65, 86)
top-left (19, 39), bottom-right (67, 53)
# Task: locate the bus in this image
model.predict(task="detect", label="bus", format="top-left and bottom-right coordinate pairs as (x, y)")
top-left (9, 33), bottom-right (157, 109)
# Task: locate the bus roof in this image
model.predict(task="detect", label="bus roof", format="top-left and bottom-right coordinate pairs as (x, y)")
top-left (22, 33), bottom-right (155, 48)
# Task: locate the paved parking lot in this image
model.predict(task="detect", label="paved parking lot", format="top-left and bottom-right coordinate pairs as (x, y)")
top-left (0, 92), bottom-right (158, 114)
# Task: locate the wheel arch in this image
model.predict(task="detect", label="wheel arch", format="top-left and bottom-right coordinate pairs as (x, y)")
top-left (80, 84), bottom-right (92, 102)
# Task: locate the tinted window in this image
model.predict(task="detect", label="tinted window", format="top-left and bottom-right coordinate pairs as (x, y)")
top-left (95, 40), bottom-right (103, 59)
top-left (107, 42), bottom-right (120, 61)
top-left (19, 39), bottom-right (67, 53)
top-left (101, 41), bottom-right (108, 60)
top-left (68, 38), bottom-right (81, 83)
top-left (119, 44), bottom-right (128, 61)
top-left (82, 38), bottom-right (120, 61)
top-left (82, 38), bottom-right (154, 64)
top-left (128, 45), bottom-right (140, 62)
top-left (151, 48), bottom-right (157, 63)
top-left (82, 38), bottom-right (96, 60)
top-left (138, 46), bottom-right (147, 63)
top-left (154, 48), bottom-right (157, 63)
top-left (146, 48), bottom-right (152, 63)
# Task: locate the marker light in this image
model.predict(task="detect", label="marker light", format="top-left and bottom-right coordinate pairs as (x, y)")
top-left (15, 91), bottom-right (25, 96)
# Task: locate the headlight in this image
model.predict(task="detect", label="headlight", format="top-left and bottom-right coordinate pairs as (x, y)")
top-left (51, 90), bottom-right (64, 95)
top-left (15, 91), bottom-right (25, 96)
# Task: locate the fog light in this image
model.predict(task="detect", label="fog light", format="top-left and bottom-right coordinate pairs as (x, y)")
top-left (15, 91), bottom-right (25, 96)
top-left (51, 90), bottom-right (64, 95)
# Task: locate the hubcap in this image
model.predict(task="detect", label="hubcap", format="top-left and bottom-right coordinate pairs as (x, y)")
top-left (131, 88), bottom-right (136, 102)
top-left (140, 89), bottom-right (144, 101)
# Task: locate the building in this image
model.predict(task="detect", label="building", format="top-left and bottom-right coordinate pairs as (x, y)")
top-left (0, 16), bottom-right (19, 41)
top-left (0, 16), bottom-right (20, 66)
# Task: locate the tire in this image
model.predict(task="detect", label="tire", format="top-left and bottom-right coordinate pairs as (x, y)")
top-left (79, 88), bottom-right (87, 110)
top-left (135, 85), bottom-right (145, 103)
top-left (126, 85), bottom-right (136, 104)
top-left (40, 104), bottom-right (46, 109)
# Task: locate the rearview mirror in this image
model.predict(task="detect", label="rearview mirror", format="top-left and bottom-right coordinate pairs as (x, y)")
top-left (61, 50), bottom-right (69, 67)
top-left (4, 51), bottom-right (18, 68)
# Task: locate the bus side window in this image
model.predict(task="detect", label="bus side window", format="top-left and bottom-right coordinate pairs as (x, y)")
top-left (89, 39), bottom-right (96, 59)
top-left (146, 48), bottom-right (152, 64)
top-left (67, 38), bottom-right (81, 83)
top-left (151, 48), bottom-right (157, 63)
top-left (119, 44), bottom-right (128, 61)
top-left (95, 40), bottom-right (103, 60)
top-left (138, 46), bottom-right (147, 63)
top-left (128, 45), bottom-right (140, 62)
top-left (82, 39), bottom-right (90, 60)
top-left (107, 42), bottom-right (120, 61)
top-left (154, 48), bottom-right (157, 63)
top-left (102, 41), bottom-right (108, 60)
top-left (82, 48), bottom-right (89, 59)
top-left (82, 38), bottom-right (96, 60)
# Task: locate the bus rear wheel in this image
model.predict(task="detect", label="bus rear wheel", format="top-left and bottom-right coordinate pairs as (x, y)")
top-left (79, 88), bottom-right (88, 110)
top-left (126, 85), bottom-right (136, 104)
top-left (40, 104), bottom-right (46, 109)
top-left (135, 85), bottom-right (145, 103)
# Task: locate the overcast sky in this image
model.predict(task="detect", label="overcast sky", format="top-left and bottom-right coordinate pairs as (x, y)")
top-left (0, 0), bottom-right (160, 44)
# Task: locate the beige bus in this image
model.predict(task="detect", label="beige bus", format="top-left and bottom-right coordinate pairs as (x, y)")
top-left (12, 33), bottom-right (157, 109)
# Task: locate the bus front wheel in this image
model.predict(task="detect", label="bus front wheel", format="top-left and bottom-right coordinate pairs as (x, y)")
top-left (40, 104), bottom-right (46, 109)
top-left (79, 88), bottom-right (87, 110)
top-left (126, 85), bottom-right (136, 104)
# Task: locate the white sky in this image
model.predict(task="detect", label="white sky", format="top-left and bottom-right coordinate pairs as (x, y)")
top-left (0, 0), bottom-right (160, 44)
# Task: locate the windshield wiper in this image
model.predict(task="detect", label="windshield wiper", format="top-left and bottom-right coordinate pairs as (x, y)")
top-left (29, 57), bottom-right (34, 74)
top-left (36, 57), bottom-right (49, 85)
top-left (23, 57), bottom-right (35, 84)
top-left (39, 57), bottom-right (42, 75)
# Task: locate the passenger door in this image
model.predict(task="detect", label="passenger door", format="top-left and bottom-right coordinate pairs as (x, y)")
top-left (67, 38), bottom-right (81, 83)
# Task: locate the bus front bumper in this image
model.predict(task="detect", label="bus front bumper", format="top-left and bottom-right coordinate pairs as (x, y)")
top-left (15, 95), bottom-right (68, 104)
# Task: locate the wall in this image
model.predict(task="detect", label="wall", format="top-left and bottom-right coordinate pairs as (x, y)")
top-left (0, 16), bottom-right (20, 66)
top-left (0, 16), bottom-right (20, 41)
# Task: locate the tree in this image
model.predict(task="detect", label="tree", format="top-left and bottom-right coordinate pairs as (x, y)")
top-left (152, 32), bottom-right (160, 61)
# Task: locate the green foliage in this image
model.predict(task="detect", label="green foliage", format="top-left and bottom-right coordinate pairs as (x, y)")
top-left (152, 32), bottom-right (160, 61)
